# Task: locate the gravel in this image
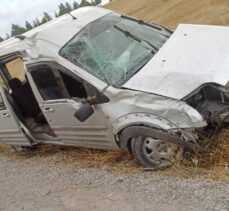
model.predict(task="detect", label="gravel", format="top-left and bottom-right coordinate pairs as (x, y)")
top-left (0, 154), bottom-right (229, 211)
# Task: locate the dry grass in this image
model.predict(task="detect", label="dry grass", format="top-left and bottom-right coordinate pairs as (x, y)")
top-left (0, 142), bottom-right (141, 174)
top-left (0, 129), bottom-right (228, 180)
top-left (0, 0), bottom-right (228, 180)
top-left (168, 129), bottom-right (229, 180)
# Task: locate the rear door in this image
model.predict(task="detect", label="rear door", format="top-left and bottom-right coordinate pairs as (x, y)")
top-left (0, 86), bottom-right (31, 146)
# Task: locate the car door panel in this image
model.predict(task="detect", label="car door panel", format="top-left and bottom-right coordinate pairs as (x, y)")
top-left (40, 99), bottom-right (115, 150)
top-left (0, 87), bottom-right (31, 146)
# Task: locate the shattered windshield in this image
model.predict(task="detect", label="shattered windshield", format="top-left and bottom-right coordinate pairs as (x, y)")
top-left (59, 13), bottom-right (170, 87)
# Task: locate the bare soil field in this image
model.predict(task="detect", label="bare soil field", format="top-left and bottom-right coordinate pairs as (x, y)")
top-left (105, 0), bottom-right (229, 29)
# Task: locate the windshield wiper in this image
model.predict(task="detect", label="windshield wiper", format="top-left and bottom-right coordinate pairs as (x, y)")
top-left (120, 15), bottom-right (173, 36)
top-left (114, 25), bottom-right (159, 52)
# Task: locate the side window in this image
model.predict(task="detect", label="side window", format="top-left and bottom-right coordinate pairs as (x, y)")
top-left (30, 66), bottom-right (69, 101)
top-left (30, 64), bottom-right (88, 101)
top-left (59, 71), bottom-right (87, 99)
top-left (6, 58), bottom-right (26, 82)
top-left (0, 74), bottom-right (8, 90)
top-left (0, 93), bottom-right (5, 110)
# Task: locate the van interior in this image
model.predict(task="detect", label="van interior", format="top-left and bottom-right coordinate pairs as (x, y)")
top-left (0, 57), bottom-right (55, 139)
top-left (0, 56), bottom-right (107, 141)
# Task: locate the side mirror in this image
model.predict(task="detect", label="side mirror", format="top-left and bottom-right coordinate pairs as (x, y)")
top-left (74, 102), bottom-right (94, 122)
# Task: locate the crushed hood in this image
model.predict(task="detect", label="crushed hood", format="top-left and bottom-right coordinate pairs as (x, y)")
top-left (123, 24), bottom-right (229, 99)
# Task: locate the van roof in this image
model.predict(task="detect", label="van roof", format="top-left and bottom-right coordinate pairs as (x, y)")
top-left (0, 7), bottom-right (112, 58)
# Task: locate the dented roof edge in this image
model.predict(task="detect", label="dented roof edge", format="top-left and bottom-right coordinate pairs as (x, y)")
top-left (0, 6), bottom-right (112, 58)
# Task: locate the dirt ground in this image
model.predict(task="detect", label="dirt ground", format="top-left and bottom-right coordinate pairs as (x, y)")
top-left (0, 151), bottom-right (229, 211)
top-left (105, 0), bottom-right (229, 29)
top-left (0, 1), bottom-right (229, 210)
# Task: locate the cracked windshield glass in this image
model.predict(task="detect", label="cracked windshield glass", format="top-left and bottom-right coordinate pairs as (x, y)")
top-left (60, 13), bottom-right (170, 87)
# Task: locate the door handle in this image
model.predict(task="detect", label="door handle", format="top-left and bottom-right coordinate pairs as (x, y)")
top-left (43, 107), bottom-right (55, 113)
top-left (2, 113), bottom-right (10, 118)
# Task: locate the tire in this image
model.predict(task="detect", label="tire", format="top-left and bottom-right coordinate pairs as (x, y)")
top-left (131, 136), bottom-right (181, 169)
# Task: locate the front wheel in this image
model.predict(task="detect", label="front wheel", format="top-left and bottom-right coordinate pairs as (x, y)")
top-left (131, 136), bottom-right (182, 169)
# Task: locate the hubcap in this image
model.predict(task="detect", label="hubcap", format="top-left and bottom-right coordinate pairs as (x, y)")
top-left (143, 137), bottom-right (179, 166)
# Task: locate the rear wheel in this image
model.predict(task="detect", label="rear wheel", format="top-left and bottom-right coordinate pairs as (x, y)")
top-left (11, 145), bottom-right (35, 154)
top-left (131, 136), bottom-right (182, 169)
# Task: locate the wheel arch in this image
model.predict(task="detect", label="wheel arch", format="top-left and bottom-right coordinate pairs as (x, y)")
top-left (113, 113), bottom-right (202, 153)
top-left (112, 113), bottom-right (179, 153)
top-left (117, 125), bottom-right (153, 153)
top-left (112, 113), bottom-right (178, 134)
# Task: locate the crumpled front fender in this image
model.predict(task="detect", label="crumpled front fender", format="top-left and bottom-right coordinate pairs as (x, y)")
top-left (112, 110), bottom-right (206, 136)
top-left (118, 126), bottom-right (206, 153)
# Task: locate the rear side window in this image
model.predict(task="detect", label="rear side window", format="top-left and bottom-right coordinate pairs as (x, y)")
top-left (0, 93), bottom-right (5, 110)
top-left (0, 73), bottom-right (7, 109)
top-left (6, 58), bottom-right (26, 82)
top-left (0, 74), bottom-right (8, 90)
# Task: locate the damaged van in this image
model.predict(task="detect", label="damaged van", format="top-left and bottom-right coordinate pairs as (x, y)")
top-left (0, 7), bottom-right (228, 168)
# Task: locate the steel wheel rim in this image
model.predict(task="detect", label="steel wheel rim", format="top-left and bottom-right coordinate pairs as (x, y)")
top-left (142, 137), bottom-right (178, 166)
